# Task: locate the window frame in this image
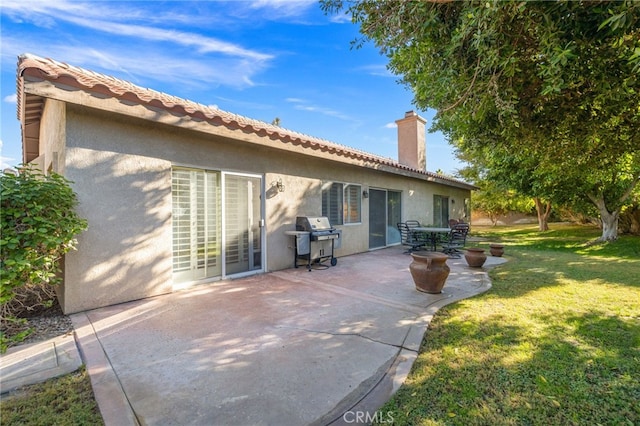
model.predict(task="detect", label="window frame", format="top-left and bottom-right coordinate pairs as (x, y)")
top-left (322, 181), bottom-right (362, 225)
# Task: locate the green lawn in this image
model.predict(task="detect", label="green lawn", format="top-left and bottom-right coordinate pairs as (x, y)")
top-left (379, 224), bottom-right (639, 425)
top-left (0, 366), bottom-right (103, 425)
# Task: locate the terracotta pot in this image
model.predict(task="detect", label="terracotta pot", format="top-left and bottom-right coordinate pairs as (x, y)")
top-left (489, 244), bottom-right (504, 257)
top-left (465, 247), bottom-right (487, 267)
top-left (409, 251), bottom-right (450, 294)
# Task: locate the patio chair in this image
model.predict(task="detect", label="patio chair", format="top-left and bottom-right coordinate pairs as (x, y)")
top-left (406, 220), bottom-right (434, 250)
top-left (406, 220), bottom-right (421, 229)
top-left (398, 222), bottom-right (427, 253)
top-left (441, 223), bottom-right (470, 258)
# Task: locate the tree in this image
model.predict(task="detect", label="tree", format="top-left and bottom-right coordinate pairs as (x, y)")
top-left (321, 0), bottom-right (640, 241)
top-left (457, 149), bottom-right (548, 230)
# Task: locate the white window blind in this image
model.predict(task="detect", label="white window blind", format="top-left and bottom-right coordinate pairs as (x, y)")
top-left (171, 168), bottom-right (221, 282)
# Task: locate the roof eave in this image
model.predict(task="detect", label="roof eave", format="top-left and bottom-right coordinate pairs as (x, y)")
top-left (16, 54), bottom-right (477, 190)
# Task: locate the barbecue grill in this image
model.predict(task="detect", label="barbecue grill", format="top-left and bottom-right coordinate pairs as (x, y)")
top-left (285, 216), bottom-right (341, 270)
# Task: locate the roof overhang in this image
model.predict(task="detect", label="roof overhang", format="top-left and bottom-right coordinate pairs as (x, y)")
top-left (16, 54), bottom-right (478, 191)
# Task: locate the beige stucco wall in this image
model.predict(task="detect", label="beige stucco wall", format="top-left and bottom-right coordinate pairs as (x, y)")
top-left (61, 107), bottom-right (173, 313)
top-left (55, 103), bottom-right (470, 313)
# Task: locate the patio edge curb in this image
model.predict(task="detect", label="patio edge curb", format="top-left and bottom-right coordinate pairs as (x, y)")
top-left (71, 312), bottom-right (140, 426)
top-left (325, 266), bottom-right (494, 425)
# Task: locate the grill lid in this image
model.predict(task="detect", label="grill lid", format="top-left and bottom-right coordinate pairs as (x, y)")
top-left (296, 216), bottom-right (334, 232)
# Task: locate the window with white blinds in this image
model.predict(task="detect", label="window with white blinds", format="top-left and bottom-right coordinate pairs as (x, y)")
top-left (322, 182), bottom-right (361, 225)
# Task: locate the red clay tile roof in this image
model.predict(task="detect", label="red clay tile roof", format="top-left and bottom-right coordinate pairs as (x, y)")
top-left (17, 53), bottom-right (476, 189)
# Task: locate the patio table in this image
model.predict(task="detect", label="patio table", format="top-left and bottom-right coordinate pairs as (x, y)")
top-left (413, 227), bottom-right (451, 251)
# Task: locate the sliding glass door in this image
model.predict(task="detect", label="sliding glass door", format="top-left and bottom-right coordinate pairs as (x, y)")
top-left (224, 173), bottom-right (262, 275)
top-left (369, 189), bottom-right (387, 249)
top-left (172, 168), bottom-right (222, 283)
top-left (368, 189), bottom-right (402, 249)
top-left (433, 195), bottom-right (450, 227)
top-left (172, 168), bottom-right (263, 284)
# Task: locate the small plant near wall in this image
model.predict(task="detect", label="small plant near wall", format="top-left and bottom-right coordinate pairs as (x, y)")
top-left (0, 165), bottom-right (87, 352)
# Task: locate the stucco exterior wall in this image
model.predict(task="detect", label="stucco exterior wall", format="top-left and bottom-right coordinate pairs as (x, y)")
top-left (57, 104), bottom-right (470, 313)
top-left (62, 106), bottom-right (173, 313)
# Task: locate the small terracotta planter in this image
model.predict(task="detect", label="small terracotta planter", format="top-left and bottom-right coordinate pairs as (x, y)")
top-left (409, 251), bottom-right (450, 294)
top-left (489, 244), bottom-right (504, 257)
top-left (465, 247), bottom-right (487, 267)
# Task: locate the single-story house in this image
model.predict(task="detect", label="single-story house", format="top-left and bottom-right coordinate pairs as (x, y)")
top-left (17, 53), bottom-right (477, 314)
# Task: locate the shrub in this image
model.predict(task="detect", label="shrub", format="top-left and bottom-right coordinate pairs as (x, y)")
top-left (1, 166), bottom-right (87, 352)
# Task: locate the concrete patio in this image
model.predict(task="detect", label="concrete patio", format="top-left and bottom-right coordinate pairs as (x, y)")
top-left (3, 246), bottom-right (506, 425)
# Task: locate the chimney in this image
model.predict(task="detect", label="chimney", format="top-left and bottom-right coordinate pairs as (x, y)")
top-left (396, 110), bottom-right (427, 171)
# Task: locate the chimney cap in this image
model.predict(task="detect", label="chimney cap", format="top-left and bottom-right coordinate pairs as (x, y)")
top-left (405, 110), bottom-right (416, 118)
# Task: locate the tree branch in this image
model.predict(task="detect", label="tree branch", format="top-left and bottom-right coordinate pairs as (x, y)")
top-left (440, 56), bottom-right (482, 113)
top-left (617, 170), bottom-right (640, 206)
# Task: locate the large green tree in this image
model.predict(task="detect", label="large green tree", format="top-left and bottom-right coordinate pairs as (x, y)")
top-left (322, 0), bottom-right (640, 241)
top-left (457, 148), bottom-right (552, 230)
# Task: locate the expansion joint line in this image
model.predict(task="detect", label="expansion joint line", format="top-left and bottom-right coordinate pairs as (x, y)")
top-left (276, 325), bottom-right (418, 353)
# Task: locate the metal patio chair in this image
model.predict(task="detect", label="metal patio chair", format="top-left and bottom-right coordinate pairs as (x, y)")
top-left (398, 222), bottom-right (427, 253)
top-left (441, 223), bottom-right (470, 258)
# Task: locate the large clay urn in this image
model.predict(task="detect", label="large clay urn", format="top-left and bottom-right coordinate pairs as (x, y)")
top-left (490, 243), bottom-right (504, 257)
top-left (465, 247), bottom-right (487, 267)
top-left (409, 251), bottom-right (450, 294)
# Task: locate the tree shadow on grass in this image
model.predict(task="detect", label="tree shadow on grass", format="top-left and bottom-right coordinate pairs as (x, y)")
top-left (380, 309), bottom-right (640, 425)
top-left (476, 225), bottom-right (640, 260)
top-left (483, 248), bottom-right (639, 301)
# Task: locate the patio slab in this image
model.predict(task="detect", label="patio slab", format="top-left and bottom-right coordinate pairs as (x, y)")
top-left (3, 246), bottom-right (506, 425)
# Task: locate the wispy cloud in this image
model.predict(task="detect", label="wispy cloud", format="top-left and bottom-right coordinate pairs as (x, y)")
top-left (358, 64), bottom-right (395, 78)
top-left (62, 16), bottom-right (272, 62)
top-left (3, 37), bottom-right (264, 89)
top-left (327, 13), bottom-right (352, 24)
top-left (4, 94), bottom-right (17, 103)
top-left (1, 0), bottom-right (226, 28)
top-left (286, 98), bottom-right (352, 121)
top-left (250, 0), bottom-right (315, 14)
top-left (0, 140), bottom-right (18, 170)
top-left (1, 0), bottom-right (275, 88)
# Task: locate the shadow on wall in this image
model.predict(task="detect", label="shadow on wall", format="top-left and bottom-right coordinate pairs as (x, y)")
top-left (62, 149), bottom-right (173, 313)
top-left (266, 177), bottom-right (318, 271)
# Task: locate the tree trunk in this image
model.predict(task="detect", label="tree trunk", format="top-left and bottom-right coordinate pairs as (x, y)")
top-left (600, 211), bottom-right (619, 241)
top-left (587, 193), bottom-right (620, 241)
top-left (534, 198), bottom-right (551, 231)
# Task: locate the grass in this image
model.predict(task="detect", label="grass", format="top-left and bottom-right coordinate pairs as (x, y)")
top-left (378, 224), bottom-right (640, 425)
top-left (0, 367), bottom-right (103, 425)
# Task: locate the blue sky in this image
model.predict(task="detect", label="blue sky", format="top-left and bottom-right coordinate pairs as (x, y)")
top-left (0, 0), bottom-right (462, 174)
